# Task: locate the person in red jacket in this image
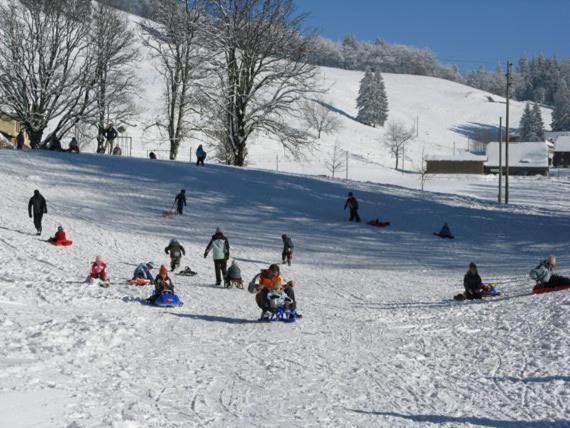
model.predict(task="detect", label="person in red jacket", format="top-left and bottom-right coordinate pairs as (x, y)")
top-left (89, 256), bottom-right (108, 282)
top-left (344, 192), bottom-right (361, 222)
top-left (48, 226), bottom-right (67, 244)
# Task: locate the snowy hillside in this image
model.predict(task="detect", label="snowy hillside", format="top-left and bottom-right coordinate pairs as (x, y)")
top-left (1, 150), bottom-right (569, 427)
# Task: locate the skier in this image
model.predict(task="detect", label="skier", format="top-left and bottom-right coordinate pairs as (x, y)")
top-left (28, 189), bottom-right (47, 235)
top-left (434, 223), bottom-right (454, 239)
top-left (104, 124), bottom-right (118, 154)
top-left (344, 192), bottom-right (361, 222)
top-left (204, 227), bottom-right (230, 286)
top-left (174, 189), bottom-right (187, 215)
top-left (196, 145), bottom-right (207, 166)
top-left (224, 260), bottom-right (243, 288)
top-left (89, 256), bottom-right (109, 285)
top-left (47, 225), bottom-right (67, 244)
top-left (133, 262), bottom-right (155, 281)
top-left (16, 130), bottom-right (25, 150)
top-left (147, 265), bottom-right (175, 304)
top-left (281, 234), bottom-right (294, 266)
top-left (165, 239), bottom-right (186, 271)
top-left (530, 256), bottom-right (570, 287)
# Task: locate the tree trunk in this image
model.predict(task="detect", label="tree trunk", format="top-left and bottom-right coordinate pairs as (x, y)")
top-left (395, 153), bottom-right (399, 170)
top-left (27, 127), bottom-right (43, 149)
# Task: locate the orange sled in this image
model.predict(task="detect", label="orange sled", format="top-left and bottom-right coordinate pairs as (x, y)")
top-left (128, 278), bottom-right (151, 286)
top-left (52, 240), bottom-right (73, 246)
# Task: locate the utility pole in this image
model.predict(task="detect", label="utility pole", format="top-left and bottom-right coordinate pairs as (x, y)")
top-left (505, 62), bottom-right (512, 204)
top-left (498, 117), bottom-right (503, 204)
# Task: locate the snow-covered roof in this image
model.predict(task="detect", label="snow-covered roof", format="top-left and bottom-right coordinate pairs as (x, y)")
top-left (555, 136), bottom-right (570, 152)
top-left (486, 142), bottom-right (549, 168)
top-left (426, 153), bottom-right (486, 162)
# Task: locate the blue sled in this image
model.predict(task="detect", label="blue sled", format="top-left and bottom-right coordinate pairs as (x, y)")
top-left (263, 307), bottom-right (302, 323)
top-left (154, 293), bottom-right (182, 307)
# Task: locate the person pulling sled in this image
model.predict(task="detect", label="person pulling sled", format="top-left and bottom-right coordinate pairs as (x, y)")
top-left (174, 190), bottom-right (187, 215)
top-left (344, 192), bottom-right (361, 223)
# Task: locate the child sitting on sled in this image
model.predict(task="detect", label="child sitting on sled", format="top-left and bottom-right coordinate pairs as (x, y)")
top-left (48, 225), bottom-right (70, 245)
top-left (250, 264), bottom-right (296, 319)
top-left (224, 260), bottom-right (243, 288)
top-left (266, 281), bottom-right (294, 311)
top-left (148, 265), bottom-right (175, 304)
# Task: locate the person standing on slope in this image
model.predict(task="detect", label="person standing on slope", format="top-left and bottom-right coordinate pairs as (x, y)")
top-left (196, 145), bottom-right (207, 166)
top-left (174, 189), bottom-right (187, 215)
top-left (281, 234), bottom-right (294, 266)
top-left (204, 227), bottom-right (230, 286)
top-left (344, 192), bottom-right (361, 223)
top-left (530, 256), bottom-right (570, 287)
top-left (16, 130), bottom-right (25, 150)
top-left (28, 189), bottom-right (47, 235)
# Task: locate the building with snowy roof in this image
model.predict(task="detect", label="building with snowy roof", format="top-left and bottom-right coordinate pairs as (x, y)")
top-left (554, 136), bottom-right (570, 167)
top-left (425, 153), bottom-right (486, 174)
top-left (485, 142), bottom-right (549, 176)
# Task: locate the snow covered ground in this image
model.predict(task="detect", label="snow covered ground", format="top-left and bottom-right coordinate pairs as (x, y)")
top-left (1, 150), bottom-right (569, 427)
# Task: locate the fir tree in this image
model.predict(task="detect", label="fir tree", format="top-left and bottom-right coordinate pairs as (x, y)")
top-left (356, 69), bottom-right (389, 127)
top-left (552, 80), bottom-right (570, 131)
top-left (531, 103), bottom-right (545, 141)
top-left (519, 103), bottom-right (545, 141)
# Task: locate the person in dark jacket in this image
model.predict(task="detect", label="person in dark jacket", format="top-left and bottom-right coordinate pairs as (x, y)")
top-left (434, 223), bottom-right (454, 239)
top-left (68, 137), bottom-right (80, 153)
top-left (281, 234), bottom-right (294, 266)
top-left (174, 189), bottom-right (187, 215)
top-left (147, 265), bottom-right (175, 304)
top-left (204, 227), bottom-right (230, 286)
top-left (16, 130), bottom-right (25, 150)
top-left (165, 239), bottom-right (186, 271)
top-left (196, 145), bottom-right (207, 166)
top-left (28, 190), bottom-right (47, 235)
top-left (104, 124), bottom-right (118, 154)
top-left (463, 262), bottom-right (483, 299)
top-left (344, 192), bottom-right (360, 222)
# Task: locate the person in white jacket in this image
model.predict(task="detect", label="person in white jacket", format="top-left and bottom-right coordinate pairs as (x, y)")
top-left (204, 227), bottom-right (230, 286)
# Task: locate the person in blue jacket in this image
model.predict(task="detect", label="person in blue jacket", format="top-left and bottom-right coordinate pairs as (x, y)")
top-left (196, 145), bottom-right (207, 166)
top-left (133, 262), bottom-right (155, 281)
top-left (174, 189), bottom-right (187, 215)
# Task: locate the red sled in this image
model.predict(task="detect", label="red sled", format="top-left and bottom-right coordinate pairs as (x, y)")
top-left (367, 219), bottom-right (391, 228)
top-left (52, 240), bottom-right (73, 246)
top-left (128, 278), bottom-right (151, 286)
top-left (532, 284), bottom-right (570, 294)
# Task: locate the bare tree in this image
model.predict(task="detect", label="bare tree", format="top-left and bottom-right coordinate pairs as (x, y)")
top-left (325, 141), bottom-right (345, 178)
top-left (91, 1), bottom-right (139, 153)
top-left (203, 0), bottom-right (320, 166)
top-left (141, 0), bottom-right (205, 160)
top-left (0, 0), bottom-right (96, 148)
top-left (384, 121), bottom-right (415, 170)
top-left (418, 148), bottom-right (432, 192)
top-left (303, 98), bottom-right (341, 139)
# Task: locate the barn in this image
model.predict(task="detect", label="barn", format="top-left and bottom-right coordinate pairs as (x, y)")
top-left (425, 154), bottom-right (486, 174)
top-left (553, 136), bottom-right (570, 167)
top-left (485, 142), bottom-right (549, 176)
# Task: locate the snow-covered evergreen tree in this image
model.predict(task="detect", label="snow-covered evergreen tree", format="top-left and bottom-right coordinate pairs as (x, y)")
top-left (552, 80), bottom-right (570, 131)
top-left (519, 103), bottom-right (545, 141)
top-left (357, 69), bottom-right (389, 127)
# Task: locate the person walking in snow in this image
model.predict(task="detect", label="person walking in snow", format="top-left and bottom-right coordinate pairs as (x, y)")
top-left (530, 256), bottom-right (570, 287)
top-left (165, 239), bottom-right (186, 271)
top-left (147, 265), bottom-right (175, 304)
top-left (196, 145), bottom-right (207, 166)
top-left (16, 130), bottom-right (25, 150)
top-left (104, 124), bottom-right (118, 154)
top-left (174, 189), bottom-right (187, 215)
top-left (28, 189), bottom-right (47, 235)
top-left (281, 234), bottom-right (294, 266)
top-left (204, 227), bottom-right (230, 286)
top-left (344, 192), bottom-right (361, 223)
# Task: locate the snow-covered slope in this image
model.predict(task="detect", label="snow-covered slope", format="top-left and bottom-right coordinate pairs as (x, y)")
top-left (1, 150), bottom-right (569, 427)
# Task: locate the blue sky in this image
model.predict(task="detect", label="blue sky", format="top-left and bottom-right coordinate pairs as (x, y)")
top-left (301, 0), bottom-right (570, 70)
